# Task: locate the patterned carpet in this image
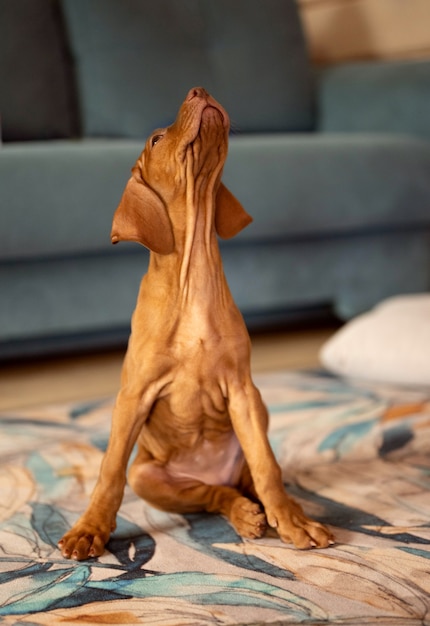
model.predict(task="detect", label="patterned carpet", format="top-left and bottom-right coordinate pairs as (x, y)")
top-left (0, 370), bottom-right (429, 625)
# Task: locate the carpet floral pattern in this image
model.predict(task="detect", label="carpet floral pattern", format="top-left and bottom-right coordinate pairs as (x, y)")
top-left (0, 370), bottom-right (429, 625)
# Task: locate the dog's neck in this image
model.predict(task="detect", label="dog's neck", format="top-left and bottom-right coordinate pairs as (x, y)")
top-left (146, 181), bottom-right (231, 324)
top-left (150, 199), bottom-right (226, 294)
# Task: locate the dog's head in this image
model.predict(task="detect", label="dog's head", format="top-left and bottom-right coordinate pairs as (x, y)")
top-left (111, 87), bottom-right (252, 254)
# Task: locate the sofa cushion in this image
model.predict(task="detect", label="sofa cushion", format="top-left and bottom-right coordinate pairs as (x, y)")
top-left (224, 133), bottom-right (430, 241)
top-left (318, 59), bottom-right (430, 140)
top-left (0, 140), bottom-right (143, 261)
top-left (61, 0), bottom-right (313, 138)
top-left (320, 295), bottom-right (430, 388)
top-left (0, 0), bottom-right (79, 142)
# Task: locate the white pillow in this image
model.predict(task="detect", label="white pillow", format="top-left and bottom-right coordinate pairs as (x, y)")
top-left (320, 294), bottom-right (430, 388)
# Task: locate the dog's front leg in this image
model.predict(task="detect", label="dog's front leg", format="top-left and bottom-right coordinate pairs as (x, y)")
top-left (58, 387), bottom-right (156, 560)
top-left (228, 380), bottom-right (334, 549)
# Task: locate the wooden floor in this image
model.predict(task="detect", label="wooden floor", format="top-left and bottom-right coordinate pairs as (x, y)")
top-left (0, 326), bottom-right (337, 411)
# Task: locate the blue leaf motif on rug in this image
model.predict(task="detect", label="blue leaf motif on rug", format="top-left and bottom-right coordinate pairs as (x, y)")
top-left (0, 565), bottom-right (92, 616)
top-left (107, 515), bottom-right (156, 571)
top-left (30, 503), bottom-right (70, 550)
top-left (86, 572), bottom-right (326, 621)
top-left (318, 419), bottom-right (376, 457)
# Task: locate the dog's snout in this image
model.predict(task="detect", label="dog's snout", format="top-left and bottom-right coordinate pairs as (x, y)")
top-left (187, 87), bottom-right (209, 102)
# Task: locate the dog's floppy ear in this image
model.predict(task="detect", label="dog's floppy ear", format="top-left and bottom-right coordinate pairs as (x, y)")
top-left (111, 167), bottom-right (174, 254)
top-left (215, 183), bottom-right (253, 239)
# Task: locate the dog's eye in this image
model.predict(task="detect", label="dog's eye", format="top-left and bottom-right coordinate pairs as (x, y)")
top-left (151, 134), bottom-right (163, 148)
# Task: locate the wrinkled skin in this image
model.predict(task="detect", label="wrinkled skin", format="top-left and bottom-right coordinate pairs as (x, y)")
top-left (58, 87), bottom-right (334, 561)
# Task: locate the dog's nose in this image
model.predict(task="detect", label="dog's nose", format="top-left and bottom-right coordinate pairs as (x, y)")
top-left (186, 87), bottom-right (209, 102)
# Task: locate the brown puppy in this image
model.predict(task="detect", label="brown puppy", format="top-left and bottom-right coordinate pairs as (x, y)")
top-left (58, 87), bottom-right (334, 560)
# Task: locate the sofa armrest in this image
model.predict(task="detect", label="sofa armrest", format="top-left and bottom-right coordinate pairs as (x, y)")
top-left (317, 59), bottom-right (430, 140)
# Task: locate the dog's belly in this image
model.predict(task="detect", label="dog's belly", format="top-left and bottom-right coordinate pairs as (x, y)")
top-left (166, 431), bottom-right (244, 487)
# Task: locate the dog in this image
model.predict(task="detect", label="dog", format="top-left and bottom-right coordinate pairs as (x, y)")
top-left (58, 87), bottom-right (334, 560)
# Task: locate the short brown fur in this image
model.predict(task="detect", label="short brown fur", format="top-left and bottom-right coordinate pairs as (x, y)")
top-left (58, 88), bottom-right (334, 560)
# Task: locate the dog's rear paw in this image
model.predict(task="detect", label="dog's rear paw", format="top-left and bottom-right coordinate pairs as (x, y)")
top-left (58, 522), bottom-right (110, 560)
top-left (229, 496), bottom-right (267, 539)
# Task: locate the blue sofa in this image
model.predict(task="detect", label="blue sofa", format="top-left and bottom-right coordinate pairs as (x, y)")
top-left (1, 0), bottom-right (430, 358)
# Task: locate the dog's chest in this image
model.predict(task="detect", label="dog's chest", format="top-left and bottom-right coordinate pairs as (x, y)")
top-left (164, 325), bottom-right (246, 423)
top-left (167, 366), bottom-right (227, 423)
top-left (144, 368), bottom-right (236, 471)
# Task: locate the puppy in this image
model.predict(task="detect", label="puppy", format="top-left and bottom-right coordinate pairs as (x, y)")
top-left (58, 87), bottom-right (334, 560)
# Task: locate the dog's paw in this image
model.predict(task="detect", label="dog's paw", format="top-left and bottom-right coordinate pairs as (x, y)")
top-left (229, 496), bottom-right (267, 539)
top-left (58, 521), bottom-right (111, 560)
top-left (267, 497), bottom-right (335, 549)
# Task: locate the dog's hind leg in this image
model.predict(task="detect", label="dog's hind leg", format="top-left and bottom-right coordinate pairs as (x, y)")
top-left (128, 452), bottom-right (267, 539)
